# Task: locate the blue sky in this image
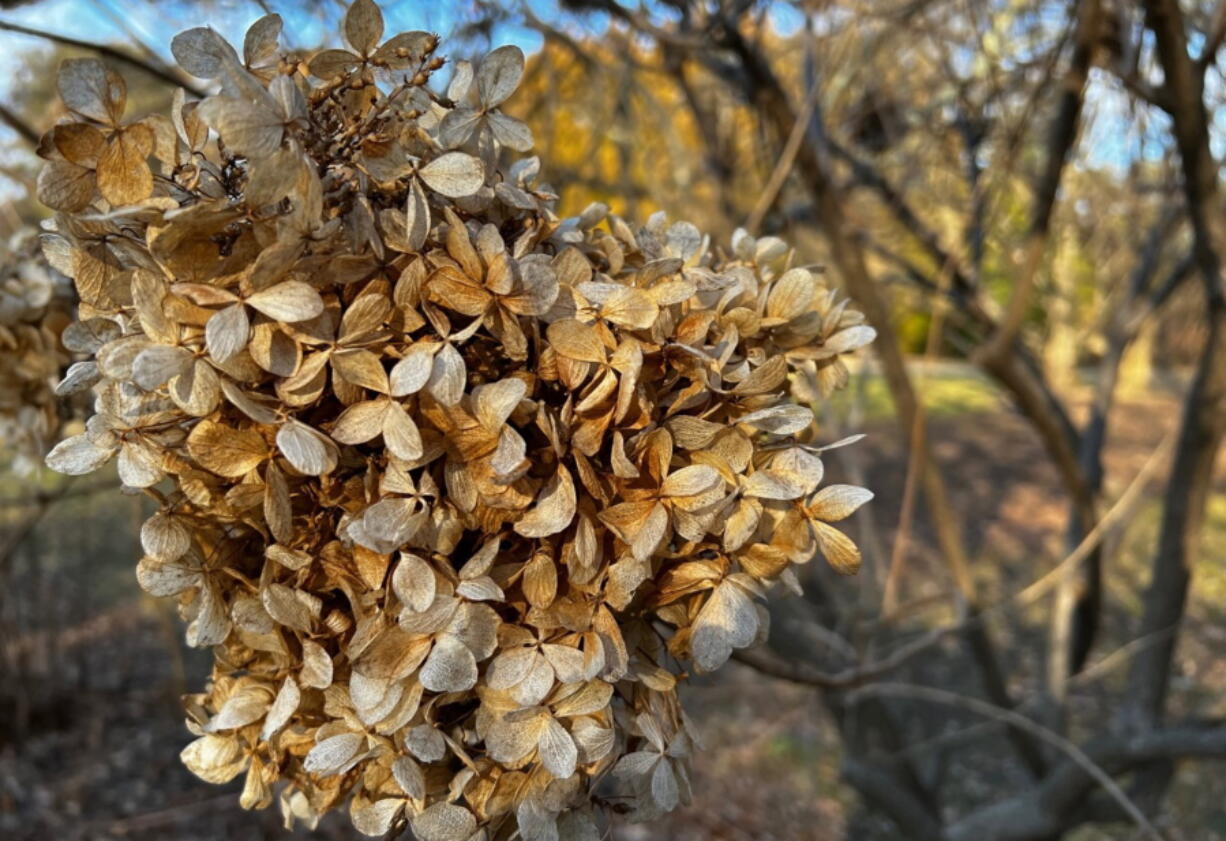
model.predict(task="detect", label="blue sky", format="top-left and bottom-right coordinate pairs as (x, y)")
top-left (0, 0), bottom-right (551, 85)
top-left (0, 0), bottom-right (804, 115)
top-left (0, 0), bottom-right (1189, 192)
top-left (0, 0), bottom-right (568, 196)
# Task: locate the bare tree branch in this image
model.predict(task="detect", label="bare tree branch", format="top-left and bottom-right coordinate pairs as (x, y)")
top-left (0, 101), bottom-right (38, 146)
top-left (734, 624), bottom-right (947, 690)
top-left (1198, 0), bottom-right (1226, 69)
top-left (943, 722), bottom-right (1226, 841)
top-left (703, 16), bottom-right (1050, 778)
top-left (1122, 0), bottom-right (1226, 733)
top-left (842, 757), bottom-right (943, 841)
top-left (980, 0), bottom-right (1101, 366)
top-left (849, 683), bottom-right (1165, 841)
top-left (0, 19), bottom-right (207, 97)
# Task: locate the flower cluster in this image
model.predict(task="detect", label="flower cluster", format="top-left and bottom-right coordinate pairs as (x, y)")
top-left (42, 2), bottom-right (874, 838)
top-left (0, 233), bottom-right (75, 475)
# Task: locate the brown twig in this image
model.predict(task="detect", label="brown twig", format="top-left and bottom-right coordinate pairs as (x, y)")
top-left (977, 0), bottom-right (1100, 366)
top-left (848, 683), bottom-right (1164, 841)
top-left (743, 78), bottom-right (822, 235)
top-left (0, 101), bottom-right (38, 146)
top-left (0, 19), bottom-right (207, 97)
top-left (739, 425), bottom-right (1174, 690)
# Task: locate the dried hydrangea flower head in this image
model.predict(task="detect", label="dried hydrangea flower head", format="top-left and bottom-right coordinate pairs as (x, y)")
top-left (42, 1), bottom-right (875, 837)
top-left (0, 232), bottom-right (76, 475)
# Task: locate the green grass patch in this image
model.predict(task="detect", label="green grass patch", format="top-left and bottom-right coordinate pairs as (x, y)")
top-left (827, 364), bottom-right (1004, 421)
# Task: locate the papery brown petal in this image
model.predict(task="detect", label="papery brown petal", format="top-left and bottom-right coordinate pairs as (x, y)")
top-left (205, 303), bottom-right (250, 363)
top-left (523, 552), bottom-right (558, 609)
top-left (246, 281), bottom-right (325, 322)
top-left (308, 48), bottom-right (360, 79)
top-left (58, 58), bottom-right (126, 124)
top-left (515, 465), bottom-right (576, 538)
top-left (343, 0), bottom-right (383, 55)
top-left (51, 122), bottom-right (105, 166)
top-left (37, 160), bottom-right (96, 212)
top-left (333, 348), bottom-right (390, 394)
top-left (428, 267), bottom-right (491, 317)
top-left (382, 400), bottom-right (423, 461)
top-left (187, 419), bottom-right (268, 477)
top-left (243, 14), bottom-right (283, 68)
top-left (172, 27), bottom-right (237, 78)
top-left (660, 464), bottom-right (721, 498)
top-left (331, 399), bottom-right (387, 445)
top-left (276, 420), bottom-right (337, 476)
top-left (476, 45), bottom-right (525, 109)
top-left (96, 125), bottom-right (153, 206)
top-left (418, 152), bottom-right (485, 198)
top-left (691, 579), bottom-right (758, 671)
top-left (197, 96), bottom-right (283, 159)
top-left (812, 520), bottom-right (862, 575)
top-left (547, 319), bottom-right (605, 363)
top-left (264, 461), bottom-right (293, 543)
top-left (808, 484), bottom-right (874, 521)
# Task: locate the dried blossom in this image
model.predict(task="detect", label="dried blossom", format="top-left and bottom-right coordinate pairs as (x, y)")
top-left (42, 3), bottom-right (875, 838)
top-left (0, 233), bottom-right (77, 474)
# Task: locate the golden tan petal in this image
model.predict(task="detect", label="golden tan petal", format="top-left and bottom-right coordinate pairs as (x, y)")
top-left (181, 735), bottom-right (245, 785)
top-left (262, 462), bottom-right (293, 543)
top-left (443, 208), bottom-right (483, 280)
top-left (660, 464), bottom-right (721, 498)
top-left (205, 303), bottom-right (251, 363)
top-left (36, 159), bottom-right (97, 212)
top-left (428, 266), bottom-right (492, 317)
top-left (276, 420), bottom-right (337, 476)
top-left (51, 122), bottom-right (105, 166)
top-left (811, 520), bottom-right (862, 575)
top-left (766, 268), bottom-right (816, 322)
top-left (522, 552), bottom-right (559, 609)
top-left (514, 465), bottom-right (576, 538)
top-left (246, 281), bottom-right (325, 322)
top-left (600, 500), bottom-right (667, 563)
top-left (187, 419), bottom-right (268, 477)
top-left (547, 319), bottom-right (606, 364)
top-left (382, 400), bottom-right (423, 461)
top-left (332, 348), bottom-right (390, 394)
top-left (472, 377), bottom-right (526, 431)
top-left (807, 484), bottom-right (875, 522)
top-left (601, 286), bottom-right (658, 330)
top-left (96, 124), bottom-right (154, 206)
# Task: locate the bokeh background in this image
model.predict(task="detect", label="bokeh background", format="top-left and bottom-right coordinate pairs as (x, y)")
top-left (2, 1), bottom-right (1226, 839)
